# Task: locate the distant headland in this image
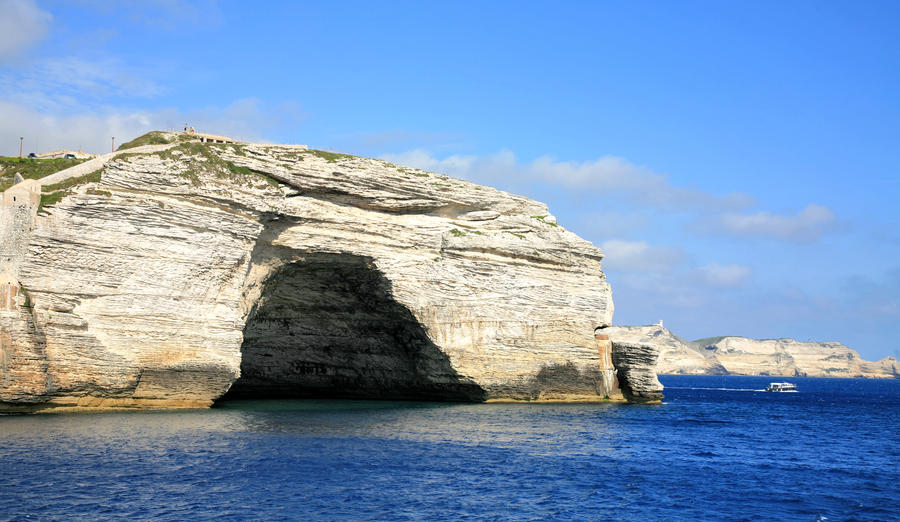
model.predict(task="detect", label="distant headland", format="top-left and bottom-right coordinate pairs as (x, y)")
top-left (608, 322), bottom-right (897, 378)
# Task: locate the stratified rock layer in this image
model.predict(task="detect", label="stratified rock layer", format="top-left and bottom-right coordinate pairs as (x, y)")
top-left (1, 138), bottom-right (631, 411)
top-left (611, 341), bottom-right (663, 403)
top-left (609, 324), bottom-right (897, 378)
top-left (694, 336), bottom-right (898, 378)
top-left (606, 324), bottom-right (725, 375)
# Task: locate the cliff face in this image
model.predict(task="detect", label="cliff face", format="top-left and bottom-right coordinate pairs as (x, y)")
top-left (605, 324), bottom-right (725, 375)
top-left (0, 136), bottom-right (638, 411)
top-left (610, 341), bottom-right (663, 403)
top-left (694, 337), bottom-right (898, 378)
top-left (608, 324), bottom-right (897, 378)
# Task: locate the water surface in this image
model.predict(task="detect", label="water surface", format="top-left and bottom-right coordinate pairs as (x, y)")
top-left (1, 376), bottom-right (897, 520)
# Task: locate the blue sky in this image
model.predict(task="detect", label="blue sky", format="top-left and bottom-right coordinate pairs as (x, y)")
top-left (2, 0), bottom-right (898, 360)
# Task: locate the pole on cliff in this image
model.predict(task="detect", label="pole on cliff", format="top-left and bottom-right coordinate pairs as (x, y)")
top-left (111, 137), bottom-right (115, 153)
top-left (19, 137), bottom-right (23, 158)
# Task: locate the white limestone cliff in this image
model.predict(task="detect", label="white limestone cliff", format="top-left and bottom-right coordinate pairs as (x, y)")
top-left (608, 324), bottom-right (897, 378)
top-left (0, 134), bottom-right (640, 411)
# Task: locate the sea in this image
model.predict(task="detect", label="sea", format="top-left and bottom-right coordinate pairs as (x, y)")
top-left (1, 375), bottom-right (898, 521)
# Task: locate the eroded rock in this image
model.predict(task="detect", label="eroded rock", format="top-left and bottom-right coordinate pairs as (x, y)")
top-left (0, 136), bottom-right (646, 411)
top-left (611, 341), bottom-right (664, 403)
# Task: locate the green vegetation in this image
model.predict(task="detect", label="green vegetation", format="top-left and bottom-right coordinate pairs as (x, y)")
top-left (225, 161), bottom-right (279, 187)
top-left (226, 162), bottom-right (254, 176)
top-left (39, 191), bottom-right (67, 210)
top-left (21, 285), bottom-right (32, 309)
top-left (470, 230), bottom-right (484, 235)
top-left (86, 188), bottom-right (112, 197)
top-left (116, 131), bottom-right (173, 151)
top-left (43, 170), bottom-right (101, 192)
top-left (505, 231), bottom-right (526, 239)
top-left (450, 228), bottom-right (466, 237)
top-left (224, 143), bottom-right (247, 156)
top-left (39, 170), bottom-right (104, 211)
top-left (0, 156), bottom-right (88, 191)
top-left (307, 149), bottom-right (353, 163)
top-left (414, 172), bottom-right (429, 178)
top-left (532, 215), bottom-right (558, 227)
top-left (133, 142), bottom-right (279, 188)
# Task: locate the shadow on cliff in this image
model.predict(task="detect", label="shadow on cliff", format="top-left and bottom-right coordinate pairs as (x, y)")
top-left (220, 245), bottom-right (485, 403)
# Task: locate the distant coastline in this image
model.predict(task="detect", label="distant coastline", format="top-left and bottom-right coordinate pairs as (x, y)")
top-left (607, 324), bottom-right (898, 379)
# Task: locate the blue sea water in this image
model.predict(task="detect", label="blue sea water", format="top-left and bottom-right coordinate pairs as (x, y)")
top-left (1, 375), bottom-right (898, 520)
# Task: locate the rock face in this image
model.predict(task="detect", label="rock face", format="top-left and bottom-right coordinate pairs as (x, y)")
top-left (606, 324), bottom-right (726, 375)
top-left (694, 337), bottom-right (898, 378)
top-left (609, 324), bottom-right (897, 378)
top-left (610, 341), bottom-right (663, 403)
top-left (0, 135), bottom-right (641, 411)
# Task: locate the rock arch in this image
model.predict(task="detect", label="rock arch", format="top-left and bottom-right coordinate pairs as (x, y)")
top-left (223, 253), bottom-right (486, 402)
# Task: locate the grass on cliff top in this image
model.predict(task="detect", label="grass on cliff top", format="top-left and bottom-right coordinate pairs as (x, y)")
top-left (0, 156), bottom-right (88, 191)
top-left (116, 131), bottom-right (174, 151)
top-left (43, 170), bottom-right (102, 192)
top-left (306, 149), bottom-right (354, 163)
top-left (39, 170), bottom-right (103, 211)
top-left (128, 141), bottom-right (280, 188)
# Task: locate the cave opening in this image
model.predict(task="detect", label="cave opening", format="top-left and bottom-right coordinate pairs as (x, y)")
top-left (221, 253), bottom-right (485, 402)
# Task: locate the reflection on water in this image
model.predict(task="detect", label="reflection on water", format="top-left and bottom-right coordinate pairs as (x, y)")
top-left (1, 377), bottom-right (898, 520)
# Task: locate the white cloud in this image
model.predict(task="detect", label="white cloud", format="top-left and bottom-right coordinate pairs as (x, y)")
top-left (381, 148), bottom-right (478, 176)
top-left (0, 57), bottom-right (168, 113)
top-left (384, 148), bottom-right (838, 243)
top-left (697, 203), bottom-right (836, 242)
top-left (599, 240), bottom-right (685, 273)
top-left (0, 0), bottom-right (52, 62)
top-left (695, 263), bottom-right (753, 288)
top-left (0, 98), bottom-right (306, 156)
top-left (382, 149), bottom-right (755, 213)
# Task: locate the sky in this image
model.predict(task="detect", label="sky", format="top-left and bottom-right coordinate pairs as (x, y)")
top-left (1, 0), bottom-right (898, 360)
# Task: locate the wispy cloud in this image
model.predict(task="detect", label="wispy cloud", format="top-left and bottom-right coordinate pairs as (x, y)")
top-left (694, 203), bottom-right (836, 242)
top-left (383, 148), bottom-right (837, 244)
top-left (0, 98), bottom-right (306, 155)
top-left (0, 57), bottom-right (168, 113)
top-left (599, 240), bottom-right (685, 273)
top-left (0, 0), bottom-right (52, 62)
top-left (382, 149), bottom-right (755, 213)
top-left (695, 262), bottom-right (753, 288)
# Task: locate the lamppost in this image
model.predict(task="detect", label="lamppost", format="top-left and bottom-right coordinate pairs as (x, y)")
top-left (19, 137), bottom-right (23, 158)
top-left (111, 137), bottom-right (115, 152)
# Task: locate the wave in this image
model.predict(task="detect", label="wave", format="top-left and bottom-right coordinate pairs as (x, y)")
top-left (665, 386), bottom-right (763, 392)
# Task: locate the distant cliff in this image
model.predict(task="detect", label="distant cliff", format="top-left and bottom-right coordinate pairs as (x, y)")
top-left (607, 324), bottom-right (898, 378)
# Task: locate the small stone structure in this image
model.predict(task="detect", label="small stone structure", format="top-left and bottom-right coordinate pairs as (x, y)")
top-left (0, 180), bottom-right (40, 311)
top-left (2, 179), bottom-right (41, 209)
top-left (191, 132), bottom-right (238, 144)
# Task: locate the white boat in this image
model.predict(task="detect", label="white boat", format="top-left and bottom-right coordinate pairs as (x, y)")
top-left (765, 382), bottom-right (798, 392)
